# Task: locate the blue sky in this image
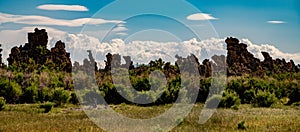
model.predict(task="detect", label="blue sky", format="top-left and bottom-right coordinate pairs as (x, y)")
top-left (0, 0), bottom-right (299, 54)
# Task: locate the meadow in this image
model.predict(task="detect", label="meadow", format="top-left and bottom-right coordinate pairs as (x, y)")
top-left (0, 103), bottom-right (300, 131)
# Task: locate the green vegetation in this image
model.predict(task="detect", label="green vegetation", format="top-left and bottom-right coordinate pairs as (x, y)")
top-left (39, 102), bottom-right (54, 113)
top-left (237, 120), bottom-right (247, 130)
top-left (0, 97), bottom-right (5, 110)
top-left (1, 65), bottom-right (300, 108)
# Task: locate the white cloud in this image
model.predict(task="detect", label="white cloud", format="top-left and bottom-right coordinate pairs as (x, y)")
top-left (267, 21), bottom-right (287, 24)
top-left (241, 39), bottom-right (300, 63)
top-left (115, 32), bottom-right (128, 36)
top-left (1, 27), bottom-right (300, 66)
top-left (0, 12), bottom-right (124, 27)
top-left (37, 4), bottom-right (89, 11)
top-left (187, 13), bottom-right (218, 21)
top-left (111, 26), bottom-right (128, 32)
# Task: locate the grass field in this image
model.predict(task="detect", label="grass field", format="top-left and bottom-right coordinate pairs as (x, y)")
top-left (0, 104), bottom-right (300, 131)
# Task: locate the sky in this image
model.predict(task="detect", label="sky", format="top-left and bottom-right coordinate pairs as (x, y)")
top-left (0, 0), bottom-right (299, 65)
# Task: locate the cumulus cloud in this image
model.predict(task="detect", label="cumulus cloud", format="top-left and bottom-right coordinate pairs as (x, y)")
top-left (1, 27), bottom-right (300, 67)
top-left (187, 13), bottom-right (218, 20)
top-left (241, 39), bottom-right (300, 63)
top-left (267, 21), bottom-right (287, 24)
top-left (37, 4), bottom-right (89, 11)
top-left (0, 12), bottom-right (124, 27)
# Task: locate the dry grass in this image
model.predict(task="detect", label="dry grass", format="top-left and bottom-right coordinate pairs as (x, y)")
top-left (0, 104), bottom-right (300, 131)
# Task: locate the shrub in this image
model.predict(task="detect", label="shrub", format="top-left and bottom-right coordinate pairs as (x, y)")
top-left (22, 84), bottom-right (39, 103)
top-left (134, 92), bottom-right (154, 105)
top-left (287, 81), bottom-right (300, 104)
top-left (243, 89), bottom-right (255, 104)
top-left (237, 120), bottom-right (247, 130)
top-left (219, 90), bottom-right (241, 109)
top-left (38, 87), bottom-right (51, 102)
top-left (197, 78), bottom-right (211, 103)
top-left (51, 88), bottom-right (70, 106)
top-left (205, 94), bottom-right (222, 109)
top-left (15, 72), bottom-right (24, 84)
top-left (40, 102), bottom-right (54, 113)
top-left (100, 82), bottom-right (127, 104)
top-left (175, 117), bottom-right (184, 126)
top-left (70, 92), bottom-right (79, 105)
top-left (0, 78), bottom-right (22, 103)
top-left (0, 97), bottom-right (5, 110)
top-left (252, 90), bottom-right (278, 107)
top-left (83, 90), bottom-right (103, 106)
top-left (132, 78), bottom-right (151, 91)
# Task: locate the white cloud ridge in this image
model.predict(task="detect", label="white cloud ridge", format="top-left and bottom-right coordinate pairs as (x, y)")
top-left (187, 13), bottom-right (218, 21)
top-left (1, 27), bottom-right (300, 67)
top-left (0, 12), bottom-right (124, 27)
top-left (37, 4), bottom-right (89, 11)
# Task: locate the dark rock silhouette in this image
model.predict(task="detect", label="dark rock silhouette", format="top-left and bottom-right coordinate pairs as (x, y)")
top-left (225, 37), bottom-right (298, 76)
top-left (122, 56), bottom-right (134, 70)
top-left (104, 53), bottom-right (122, 71)
top-left (72, 51), bottom-right (98, 77)
top-left (50, 40), bottom-right (72, 72)
top-left (0, 44), bottom-right (3, 67)
top-left (226, 37), bottom-right (261, 76)
top-left (6, 28), bottom-right (298, 77)
top-left (7, 28), bottom-right (72, 72)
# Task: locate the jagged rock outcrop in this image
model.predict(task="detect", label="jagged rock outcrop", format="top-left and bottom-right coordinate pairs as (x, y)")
top-left (175, 54), bottom-right (205, 76)
top-left (0, 44), bottom-right (3, 67)
top-left (226, 37), bottom-right (299, 76)
top-left (122, 56), bottom-right (134, 70)
top-left (104, 53), bottom-right (135, 71)
top-left (199, 59), bottom-right (212, 77)
top-left (226, 37), bottom-right (261, 76)
top-left (7, 28), bottom-right (72, 72)
top-left (72, 50), bottom-right (98, 76)
top-left (50, 40), bottom-right (72, 72)
top-left (261, 51), bottom-right (298, 73)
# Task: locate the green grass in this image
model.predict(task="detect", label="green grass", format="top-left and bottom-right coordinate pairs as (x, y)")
top-left (0, 104), bottom-right (299, 131)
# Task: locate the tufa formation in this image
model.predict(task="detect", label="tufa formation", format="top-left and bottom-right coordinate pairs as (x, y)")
top-left (5, 28), bottom-right (298, 77)
top-left (226, 37), bottom-right (299, 76)
top-left (7, 28), bottom-right (72, 72)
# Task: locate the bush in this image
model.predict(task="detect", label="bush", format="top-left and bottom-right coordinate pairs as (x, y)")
top-left (38, 87), bottom-right (52, 103)
top-left (70, 92), bottom-right (79, 105)
top-left (205, 94), bottom-right (222, 108)
top-left (197, 78), bottom-right (211, 103)
top-left (219, 90), bottom-right (241, 109)
top-left (287, 81), bottom-right (300, 104)
top-left (0, 78), bottom-right (22, 103)
top-left (243, 89), bottom-right (255, 104)
top-left (22, 84), bottom-right (39, 103)
top-left (132, 78), bottom-right (151, 91)
top-left (40, 102), bottom-right (54, 113)
top-left (51, 88), bottom-right (70, 106)
top-left (237, 120), bottom-right (247, 130)
top-left (83, 90), bottom-right (104, 106)
top-left (0, 97), bottom-right (5, 110)
top-left (252, 90), bottom-right (278, 107)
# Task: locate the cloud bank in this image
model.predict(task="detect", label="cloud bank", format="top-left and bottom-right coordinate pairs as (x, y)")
top-left (1, 27), bottom-right (300, 68)
top-left (37, 4), bottom-right (89, 11)
top-left (0, 12), bottom-right (124, 27)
